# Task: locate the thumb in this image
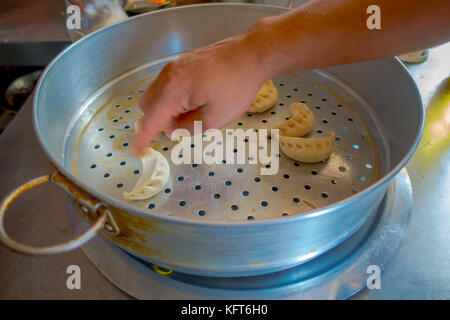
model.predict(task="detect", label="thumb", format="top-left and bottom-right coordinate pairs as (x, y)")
top-left (174, 104), bottom-right (246, 135)
top-left (170, 106), bottom-right (229, 136)
top-left (172, 107), bottom-right (207, 135)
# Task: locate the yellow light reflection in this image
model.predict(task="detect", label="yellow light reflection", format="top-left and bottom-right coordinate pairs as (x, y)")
top-left (430, 99), bottom-right (450, 143)
top-left (415, 77), bottom-right (450, 168)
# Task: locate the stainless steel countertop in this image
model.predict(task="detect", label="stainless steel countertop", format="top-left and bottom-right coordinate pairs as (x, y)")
top-left (0, 42), bottom-right (449, 299)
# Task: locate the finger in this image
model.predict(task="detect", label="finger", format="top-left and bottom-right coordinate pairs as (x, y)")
top-left (172, 104), bottom-right (245, 136)
top-left (174, 107), bottom-right (206, 134)
top-left (132, 95), bottom-right (175, 156)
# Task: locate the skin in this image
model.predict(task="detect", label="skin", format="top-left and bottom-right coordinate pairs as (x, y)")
top-left (133, 0), bottom-right (450, 155)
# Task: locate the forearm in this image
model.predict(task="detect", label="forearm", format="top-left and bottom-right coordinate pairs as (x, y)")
top-left (243, 0), bottom-right (450, 78)
top-left (134, 0), bottom-right (450, 150)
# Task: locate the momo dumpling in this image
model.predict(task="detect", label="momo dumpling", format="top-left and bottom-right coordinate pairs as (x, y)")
top-left (248, 80), bottom-right (278, 113)
top-left (123, 147), bottom-right (170, 200)
top-left (278, 132), bottom-right (335, 163)
top-left (274, 103), bottom-right (315, 137)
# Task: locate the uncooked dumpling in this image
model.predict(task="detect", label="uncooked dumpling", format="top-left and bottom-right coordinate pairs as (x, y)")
top-left (290, 102), bottom-right (309, 116)
top-left (248, 80), bottom-right (278, 113)
top-left (123, 147), bottom-right (170, 200)
top-left (274, 102), bottom-right (315, 137)
top-left (278, 132), bottom-right (335, 163)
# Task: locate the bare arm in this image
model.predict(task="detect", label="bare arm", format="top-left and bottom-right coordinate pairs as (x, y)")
top-left (247, 0), bottom-right (450, 77)
top-left (133, 0), bottom-right (450, 154)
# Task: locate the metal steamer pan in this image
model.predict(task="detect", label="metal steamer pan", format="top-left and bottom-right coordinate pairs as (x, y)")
top-left (0, 4), bottom-right (423, 277)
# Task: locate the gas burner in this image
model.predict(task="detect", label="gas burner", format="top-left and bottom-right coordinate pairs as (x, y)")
top-left (66, 169), bottom-right (412, 299)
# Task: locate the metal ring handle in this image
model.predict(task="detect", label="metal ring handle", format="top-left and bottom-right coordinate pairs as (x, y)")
top-left (0, 175), bottom-right (106, 255)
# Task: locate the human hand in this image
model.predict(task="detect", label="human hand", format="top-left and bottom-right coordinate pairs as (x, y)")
top-left (132, 33), bottom-right (268, 155)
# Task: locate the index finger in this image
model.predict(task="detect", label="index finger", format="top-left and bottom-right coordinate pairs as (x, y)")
top-left (132, 88), bottom-right (175, 156)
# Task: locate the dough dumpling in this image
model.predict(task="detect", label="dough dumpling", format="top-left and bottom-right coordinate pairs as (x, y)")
top-left (123, 147), bottom-right (170, 200)
top-left (274, 102), bottom-right (315, 137)
top-left (248, 80), bottom-right (278, 113)
top-left (278, 132), bottom-right (335, 163)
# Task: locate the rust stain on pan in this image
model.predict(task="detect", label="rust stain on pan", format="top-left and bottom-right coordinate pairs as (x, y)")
top-left (302, 199), bottom-right (317, 209)
top-left (106, 208), bottom-right (164, 256)
top-left (52, 172), bottom-right (102, 208)
top-left (71, 196), bottom-right (175, 257)
top-left (1, 175), bottom-right (52, 214)
top-left (54, 166), bottom-right (173, 258)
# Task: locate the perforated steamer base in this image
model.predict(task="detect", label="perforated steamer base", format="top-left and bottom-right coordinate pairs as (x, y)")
top-left (65, 54), bottom-right (389, 222)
